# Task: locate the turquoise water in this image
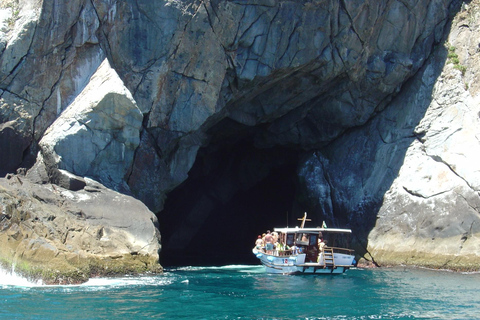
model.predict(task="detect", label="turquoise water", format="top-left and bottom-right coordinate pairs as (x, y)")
top-left (1, 265), bottom-right (479, 319)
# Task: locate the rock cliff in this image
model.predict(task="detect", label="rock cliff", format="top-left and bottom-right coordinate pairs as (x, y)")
top-left (299, 1), bottom-right (480, 270)
top-left (1, 0), bottom-right (480, 280)
top-left (365, 1), bottom-right (480, 270)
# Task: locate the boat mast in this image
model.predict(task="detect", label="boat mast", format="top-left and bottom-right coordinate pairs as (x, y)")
top-left (297, 212), bottom-right (311, 229)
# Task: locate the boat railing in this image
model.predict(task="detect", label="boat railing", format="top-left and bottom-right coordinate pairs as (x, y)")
top-left (329, 247), bottom-right (354, 255)
top-left (264, 247), bottom-right (353, 257)
top-left (276, 250), bottom-right (293, 256)
top-left (274, 249), bottom-right (304, 256)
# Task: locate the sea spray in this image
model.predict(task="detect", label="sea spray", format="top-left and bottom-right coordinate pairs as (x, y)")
top-left (0, 265), bottom-right (41, 287)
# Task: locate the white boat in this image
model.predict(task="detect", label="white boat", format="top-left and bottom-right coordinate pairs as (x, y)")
top-left (253, 213), bottom-right (355, 274)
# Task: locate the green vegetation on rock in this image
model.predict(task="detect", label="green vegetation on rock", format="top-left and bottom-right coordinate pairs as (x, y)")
top-left (447, 44), bottom-right (467, 75)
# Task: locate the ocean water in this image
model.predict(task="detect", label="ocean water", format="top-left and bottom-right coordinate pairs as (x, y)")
top-left (1, 265), bottom-right (479, 319)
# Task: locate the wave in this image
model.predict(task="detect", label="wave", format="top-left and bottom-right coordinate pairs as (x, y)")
top-left (0, 266), bottom-right (174, 290)
top-left (81, 275), bottom-right (175, 288)
top-left (0, 264), bottom-right (264, 291)
top-left (0, 266), bottom-right (42, 287)
top-left (166, 264), bottom-right (265, 273)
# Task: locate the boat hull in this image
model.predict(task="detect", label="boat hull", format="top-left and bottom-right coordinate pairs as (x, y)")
top-left (254, 250), bottom-right (354, 275)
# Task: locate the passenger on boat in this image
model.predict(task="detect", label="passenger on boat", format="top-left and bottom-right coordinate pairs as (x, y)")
top-left (301, 233), bottom-right (308, 242)
top-left (275, 238), bottom-right (284, 255)
top-left (265, 230), bottom-right (274, 254)
top-left (255, 235), bottom-right (264, 251)
top-left (291, 245), bottom-right (301, 254)
top-left (272, 231), bottom-right (279, 244)
top-left (318, 238), bottom-right (325, 252)
top-left (271, 232), bottom-right (280, 255)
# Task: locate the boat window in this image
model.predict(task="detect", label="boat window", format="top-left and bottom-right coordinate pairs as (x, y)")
top-left (296, 233), bottom-right (306, 242)
top-left (323, 232), bottom-right (351, 248)
top-left (309, 234), bottom-right (317, 246)
top-left (295, 233), bottom-right (309, 246)
top-left (286, 234), bottom-right (294, 246)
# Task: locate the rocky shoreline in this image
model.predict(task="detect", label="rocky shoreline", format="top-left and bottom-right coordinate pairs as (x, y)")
top-left (0, 173), bottom-right (162, 285)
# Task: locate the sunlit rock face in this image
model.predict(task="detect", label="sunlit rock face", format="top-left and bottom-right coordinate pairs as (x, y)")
top-left (39, 59), bottom-right (143, 194)
top-left (365, 5), bottom-right (480, 270)
top-left (3, 0), bottom-right (480, 271)
top-left (0, 174), bottom-right (162, 284)
top-left (298, 2), bottom-right (480, 269)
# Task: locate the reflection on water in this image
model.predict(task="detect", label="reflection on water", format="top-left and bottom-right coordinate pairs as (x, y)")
top-left (1, 265), bottom-right (480, 319)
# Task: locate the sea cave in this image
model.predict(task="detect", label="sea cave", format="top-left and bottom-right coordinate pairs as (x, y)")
top-left (158, 119), bottom-right (314, 267)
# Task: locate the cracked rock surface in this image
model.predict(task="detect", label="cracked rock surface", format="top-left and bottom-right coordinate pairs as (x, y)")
top-left (1, 0), bottom-right (452, 210)
top-left (298, 1), bottom-right (480, 270)
top-left (2, 0), bottom-right (480, 273)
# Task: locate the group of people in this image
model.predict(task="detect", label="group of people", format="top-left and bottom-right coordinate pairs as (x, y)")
top-left (254, 230), bottom-right (327, 256)
top-left (255, 230), bottom-right (284, 254)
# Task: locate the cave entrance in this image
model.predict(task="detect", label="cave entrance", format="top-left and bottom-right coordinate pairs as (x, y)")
top-left (158, 119), bottom-right (306, 266)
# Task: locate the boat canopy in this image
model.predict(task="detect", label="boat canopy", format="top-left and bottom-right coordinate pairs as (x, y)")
top-left (273, 227), bottom-right (352, 234)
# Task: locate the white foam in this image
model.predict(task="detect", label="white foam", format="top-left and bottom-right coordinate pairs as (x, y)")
top-left (169, 265), bottom-right (265, 273)
top-left (0, 265), bottom-right (177, 290)
top-left (0, 266), bottom-right (41, 287)
top-left (80, 275), bottom-right (174, 289)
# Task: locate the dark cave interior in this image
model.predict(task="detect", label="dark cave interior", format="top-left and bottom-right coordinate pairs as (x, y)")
top-left (158, 119), bottom-right (311, 267)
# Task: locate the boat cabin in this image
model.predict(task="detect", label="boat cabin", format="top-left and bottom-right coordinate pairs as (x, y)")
top-left (274, 227), bottom-right (352, 262)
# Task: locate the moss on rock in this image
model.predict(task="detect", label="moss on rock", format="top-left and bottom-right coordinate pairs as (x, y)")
top-left (365, 249), bottom-right (480, 272)
top-left (1, 252), bottom-right (163, 285)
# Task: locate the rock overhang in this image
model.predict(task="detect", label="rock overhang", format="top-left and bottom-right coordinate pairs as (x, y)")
top-left (3, 0), bottom-right (480, 272)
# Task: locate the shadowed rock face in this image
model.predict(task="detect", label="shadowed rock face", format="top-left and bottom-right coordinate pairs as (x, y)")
top-left (120, 0), bottom-right (451, 214)
top-left (2, 0), bottom-right (480, 273)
